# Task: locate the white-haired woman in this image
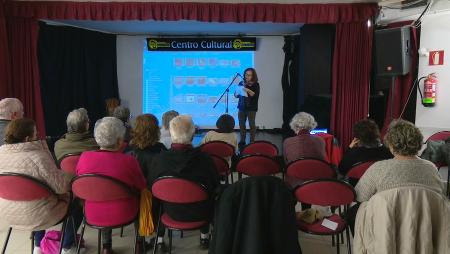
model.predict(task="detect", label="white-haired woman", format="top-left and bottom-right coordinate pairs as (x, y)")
top-left (148, 115), bottom-right (220, 250)
top-left (76, 117), bottom-right (146, 254)
top-left (54, 108), bottom-right (98, 161)
top-left (283, 112), bottom-right (326, 163)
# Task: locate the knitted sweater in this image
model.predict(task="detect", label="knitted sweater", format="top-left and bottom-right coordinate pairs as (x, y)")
top-left (355, 157), bottom-right (445, 202)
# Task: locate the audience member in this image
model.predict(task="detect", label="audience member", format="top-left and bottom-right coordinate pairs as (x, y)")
top-left (355, 119), bottom-right (444, 202)
top-left (347, 120), bottom-right (445, 234)
top-left (159, 110), bottom-right (179, 149)
top-left (149, 115), bottom-right (220, 250)
top-left (105, 97), bottom-right (120, 116)
top-left (0, 98), bottom-right (24, 146)
top-left (201, 114), bottom-right (238, 151)
top-left (76, 117), bottom-right (146, 254)
top-left (54, 108), bottom-right (98, 161)
top-left (338, 119), bottom-right (392, 176)
top-left (112, 106), bottom-right (131, 142)
top-left (283, 112), bottom-right (326, 163)
top-left (0, 118), bottom-right (82, 254)
top-left (126, 114), bottom-right (167, 178)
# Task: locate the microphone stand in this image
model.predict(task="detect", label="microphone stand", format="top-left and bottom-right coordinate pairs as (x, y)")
top-left (213, 73), bottom-right (240, 114)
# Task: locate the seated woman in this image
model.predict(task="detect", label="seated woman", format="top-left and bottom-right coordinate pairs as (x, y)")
top-left (125, 114), bottom-right (167, 179)
top-left (283, 112), bottom-right (326, 164)
top-left (356, 119), bottom-right (445, 202)
top-left (201, 114), bottom-right (238, 151)
top-left (0, 118), bottom-right (82, 254)
top-left (160, 110), bottom-right (179, 149)
top-left (76, 117), bottom-right (146, 254)
top-left (338, 119), bottom-right (393, 177)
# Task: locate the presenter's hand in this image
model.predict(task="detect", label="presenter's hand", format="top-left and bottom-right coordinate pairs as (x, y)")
top-left (245, 88), bottom-right (255, 97)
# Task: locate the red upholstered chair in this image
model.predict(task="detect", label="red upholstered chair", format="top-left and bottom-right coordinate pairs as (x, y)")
top-left (346, 161), bottom-right (375, 186)
top-left (286, 158), bottom-right (336, 181)
top-left (0, 173), bottom-right (70, 254)
top-left (210, 154), bottom-right (233, 184)
top-left (59, 153), bottom-right (81, 175)
top-left (294, 179), bottom-right (355, 254)
top-left (236, 154), bottom-right (281, 179)
top-left (240, 141), bottom-right (278, 157)
top-left (199, 141), bottom-right (235, 158)
top-left (71, 174), bottom-right (140, 254)
top-left (151, 177), bottom-right (209, 254)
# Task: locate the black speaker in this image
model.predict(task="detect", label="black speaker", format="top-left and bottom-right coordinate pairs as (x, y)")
top-left (375, 26), bottom-right (410, 76)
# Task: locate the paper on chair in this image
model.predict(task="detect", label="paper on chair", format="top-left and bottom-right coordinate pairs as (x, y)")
top-left (321, 218), bottom-right (338, 231)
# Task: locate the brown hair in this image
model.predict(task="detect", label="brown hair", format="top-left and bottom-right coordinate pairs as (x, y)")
top-left (352, 119), bottom-right (380, 146)
top-left (384, 119), bottom-right (423, 156)
top-left (4, 118), bottom-right (36, 144)
top-left (105, 97), bottom-right (120, 116)
top-left (131, 114), bottom-right (160, 149)
top-left (243, 67), bottom-right (258, 83)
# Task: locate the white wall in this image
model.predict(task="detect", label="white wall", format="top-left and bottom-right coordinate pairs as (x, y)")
top-left (117, 35), bottom-right (285, 129)
top-left (415, 8), bottom-right (450, 139)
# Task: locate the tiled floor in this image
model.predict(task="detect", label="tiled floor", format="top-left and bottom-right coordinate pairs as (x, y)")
top-left (0, 221), bottom-right (350, 254)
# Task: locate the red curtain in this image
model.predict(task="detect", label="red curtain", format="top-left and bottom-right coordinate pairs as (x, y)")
top-left (2, 1), bottom-right (378, 141)
top-left (381, 22), bottom-right (419, 135)
top-left (0, 0), bottom-right (12, 98)
top-left (6, 2), bottom-right (378, 23)
top-left (331, 22), bottom-right (374, 149)
top-left (6, 17), bottom-right (46, 137)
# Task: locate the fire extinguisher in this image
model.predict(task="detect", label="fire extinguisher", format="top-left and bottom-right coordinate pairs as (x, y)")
top-left (419, 73), bottom-right (437, 107)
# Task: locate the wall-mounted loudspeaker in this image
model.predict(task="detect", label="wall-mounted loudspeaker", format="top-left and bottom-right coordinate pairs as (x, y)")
top-left (375, 26), bottom-right (410, 76)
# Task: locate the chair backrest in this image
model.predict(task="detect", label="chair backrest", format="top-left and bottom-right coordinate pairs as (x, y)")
top-left (294, 179), bottom-right (355, 206)
top-left (236, 154), bottom-right (281, 176)
top-left (346, 161), bottom-right (376, 179)
top-left (151, 177), bottom-right (208, 204)
top-left (240, 141), bottom-right (278, 157)
top-left (286, 158), bottom-right (335, 181)
top-left (0, 173), bottom-right (55, 201)
top-left (59, 153), bottom-right (81, 175)
top-left (210, 154), bottom-right (230, 176)
top-left (71, 174), bottom-right (136, 201)
top-left (200, 141), bottom-right (235, 158)
top-left (427, 131), bottom-right (450, 142)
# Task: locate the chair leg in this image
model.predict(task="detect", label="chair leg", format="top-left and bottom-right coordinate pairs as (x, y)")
top-left (120, 227), bottom-right (124, 237)
top-left (332, 235), bottom-right (335, 246)
top-left (346, 227), bottom-right (352, 254)
top-left (76, 220), bottom-right (86, 254)
top-left (97, 229), bottom-right (101, 254)
top-left (59, 218), bottom-right (68, 254)
top-left (30, 232), bottom-right (34, 254)
top-left (153, 206), bottom-right (162, 254)
top-left (2, 227), bottom-right (12, 254)
top-left (133, 223), bottom-right (138, 254)
top-left (238, 173), bottom-right (242, 180)
top-left (230, 172), bottom-right (234, 183)
top-left (180, 231), bottom-right (183, 238)
top-left (168, 230), bottom-right (173, 254)
top-left (446, 167), bottom-right (449, 197)
top-left (336, 233), bottom-right (340, 254)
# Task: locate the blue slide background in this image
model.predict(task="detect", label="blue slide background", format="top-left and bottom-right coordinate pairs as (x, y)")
top-left (143, 50), bottom-right (254, 127)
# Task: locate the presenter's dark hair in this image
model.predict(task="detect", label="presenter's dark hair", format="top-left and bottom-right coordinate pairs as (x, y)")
top-left (243, 68), bottom-right (258, 83)
top-left (216, 114), bottom-right (235, 133)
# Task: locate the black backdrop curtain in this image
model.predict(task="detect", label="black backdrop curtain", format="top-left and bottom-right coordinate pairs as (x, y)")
top-left (38, 23), bottom-right (119, 137)
top-left (282, 35), bottom-right (301, 135)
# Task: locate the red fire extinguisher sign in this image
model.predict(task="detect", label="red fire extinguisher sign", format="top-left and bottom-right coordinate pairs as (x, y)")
top-left (429, 50), bottom-right (444, 66)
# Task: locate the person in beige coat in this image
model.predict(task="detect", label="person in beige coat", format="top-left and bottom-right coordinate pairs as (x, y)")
top-left (0, 118), bottom-right (82, 254)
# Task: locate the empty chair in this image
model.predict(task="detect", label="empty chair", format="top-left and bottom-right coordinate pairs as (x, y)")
top-left (199, 140), bottom-right (235, 158)
top-left (151, 177), bottom-right (210, 254)
top-left (286, 157), bottom-right (336, 181)
top-left (210, 154), bottom-right (233, 183)
top-left (59, 153), bottom-right (81, 175)
top-left (294, 179), bottom-right (355, 254)
top-left (240, 140), bottom-right (278, 157)
top-left (236, 154), bottom-right (281, 179)
top-left (71, 174), bottom-right (140, 254)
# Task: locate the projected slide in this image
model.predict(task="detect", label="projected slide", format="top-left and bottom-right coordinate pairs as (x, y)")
top-left (143, 50), bottom-right (254, 127)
